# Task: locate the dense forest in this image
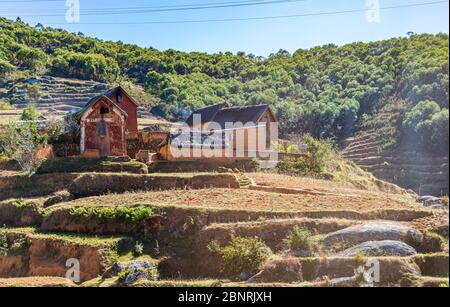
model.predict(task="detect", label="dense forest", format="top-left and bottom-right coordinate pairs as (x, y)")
top-left (0, 17), bottom-right (448, 153)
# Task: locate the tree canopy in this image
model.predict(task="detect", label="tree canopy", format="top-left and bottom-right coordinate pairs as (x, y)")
top-left (0, 17), bottom-right (448, 153)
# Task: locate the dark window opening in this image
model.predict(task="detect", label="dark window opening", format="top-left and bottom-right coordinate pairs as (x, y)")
top-left (100, 107), bottom-right (109, 114)
top-left (117, 93), bottom-right (123, 103)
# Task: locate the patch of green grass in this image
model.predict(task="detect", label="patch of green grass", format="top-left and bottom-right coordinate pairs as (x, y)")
top-left (68, 205), bottom-right (154, 226)
top-left (0, 227), bottom-right (129, 248)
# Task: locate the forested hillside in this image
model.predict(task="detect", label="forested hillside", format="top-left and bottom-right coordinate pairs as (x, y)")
top-left (0, 17), bottom-right (448, 154)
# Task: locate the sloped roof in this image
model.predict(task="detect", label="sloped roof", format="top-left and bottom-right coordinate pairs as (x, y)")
top-left (212, 104), bottom-right (271, 129)
top-left (104, 86), bottom-right (139, 107)
top-left (71, 95), bottom-right (128, 119)
top-left (185, 103), bottom-right (227, 127)
top-left (185, 103), bottom-right (274, 129)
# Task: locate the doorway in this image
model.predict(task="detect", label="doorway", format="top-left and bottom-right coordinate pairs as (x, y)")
top-left (98, 120), bottom-right (111, 157)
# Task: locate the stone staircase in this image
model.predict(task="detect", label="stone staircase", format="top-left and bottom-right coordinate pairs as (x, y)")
top-left (341, 134), bottom-right (449, 196)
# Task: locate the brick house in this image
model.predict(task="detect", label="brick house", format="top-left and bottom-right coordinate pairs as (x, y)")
top-left (70, 87), bottom-right (139, 157)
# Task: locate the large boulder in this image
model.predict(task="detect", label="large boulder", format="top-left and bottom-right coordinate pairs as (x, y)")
top-left (418, 196), bottom-right (444, 207)
top-left (337, 240), bottom-right (417, 257)
top-left (323, 222), bottom-right (423, 248)
top-left (102, 260), bottom-right (156, 285)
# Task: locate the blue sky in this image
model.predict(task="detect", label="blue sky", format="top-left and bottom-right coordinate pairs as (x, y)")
top-left (0, 0), bottom-right (449, 55)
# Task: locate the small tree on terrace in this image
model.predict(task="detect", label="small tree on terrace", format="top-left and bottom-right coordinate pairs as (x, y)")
top-left (1, 106), bottom-right (47, 175)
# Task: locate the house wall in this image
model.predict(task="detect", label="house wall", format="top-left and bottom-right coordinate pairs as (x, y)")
top-left (158, 109), bottom-right (277, 161)
top-left (80, 99), bottom-right (126, 157)
top-left (109, 90), bottom-right (138, 138)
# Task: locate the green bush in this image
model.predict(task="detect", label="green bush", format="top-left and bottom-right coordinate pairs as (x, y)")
top-left (286, 225), bottom-right (315, 251)
top-left (442, 196), bottom-right (449, 206)
top-left (0, 100), bottom-right (14, 110)
top-left (222, 236), bottom-right (270, 280)
top-left (0, 58), bottom-right (15, 78)
top-left (277, 135), bottom-right (334, 176)
top-left (6, 43), bottom-right (47, 70)
top-left (20, 103), bottom-right (39, 121)
top-left (51, 51), bottom-right (119, 82)
top-left (69, 205), bottom-right (154, 226)
top-left (402, 100), bottom-right (449, 152)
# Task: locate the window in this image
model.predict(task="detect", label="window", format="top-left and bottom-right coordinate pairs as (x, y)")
top-left (100, 107), bottom-right (109, 114)
top-left (117, 93), bottom-right (122, 103)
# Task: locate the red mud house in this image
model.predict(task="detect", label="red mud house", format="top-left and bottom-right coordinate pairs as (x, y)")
top-left (158, 103), bottom-right (278, 161)
top-left (70, 86), bottom-right (139, 157)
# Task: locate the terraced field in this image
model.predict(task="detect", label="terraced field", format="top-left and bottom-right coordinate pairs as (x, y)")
top-left (0, 76), bottom-right (168, 130)
top-left (0, 163), bottom-right (448, 287)
top-left (341, 133), bottom-right (449, 197)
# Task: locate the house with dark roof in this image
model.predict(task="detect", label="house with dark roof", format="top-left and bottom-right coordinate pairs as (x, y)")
top-left (158, 103), bottom-right (277, 161)
top-left (69, 86), bottom-right (139, 157)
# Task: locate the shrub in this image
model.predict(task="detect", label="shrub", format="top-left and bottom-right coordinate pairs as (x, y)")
top-left (20, 103), bottom-right (38, 121)
top-left (402, 100), bottom-right (449, 152)
top-left (69, 205), bottom-right (154, 226)
top-left (0, 59), bottom-right (15, 80)
top-left (286, 225), bottom-right (315, 251)
top-left (6, 43), bottom-right (47, 70)
top-left (0, 120), bottom-right (47, 174)
top-left (133, 241), bottom-right (144, 257)
top-left (0, 233), bottom-right (7, 256)
top-left (222, 236), bottom-right (270, 280)
top-left (277, 135), bottom-right (334, 176)
top-left (0, 100), bottom-right (14, 110)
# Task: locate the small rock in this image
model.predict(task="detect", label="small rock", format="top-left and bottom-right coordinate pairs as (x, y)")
top-left (337, 240), bottom-right (417, 257)
top-left (94, 83), bottom-right (108, 91)
top-left (123, 260), bottom-right (155, 285)
top-left (44, 190), bottom-right (74, 207)
top-left (102, 262), bottom-right (127, 279)
top-left (125, 271), bottom-right (151, 285)
top-left (418, 195), bottom-right (443, 206)
top-left (103, 260), bottom-right (156, 285)
top-left (25, 77), bottom-right (39, 85)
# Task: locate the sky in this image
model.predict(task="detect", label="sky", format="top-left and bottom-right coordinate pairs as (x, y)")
top-left (0, 0), bottom-right (449, 56)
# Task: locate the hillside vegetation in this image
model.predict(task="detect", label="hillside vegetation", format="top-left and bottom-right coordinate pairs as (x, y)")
top-left (0, 17), bottom-right (448, 154)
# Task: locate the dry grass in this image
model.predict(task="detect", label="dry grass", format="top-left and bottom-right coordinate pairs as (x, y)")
top-left (410, 212), bottom-right (449, 233)
top-left (52, 188), bottom-right (418, 213)
top-left (249, 172), bottom-right (393, 195)
top-left (0, 277), bottom-right (76, 287)
top-left (0, 110), bottom-right (22, 125)
top-left (248, 172), bottom-right (416, 206)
